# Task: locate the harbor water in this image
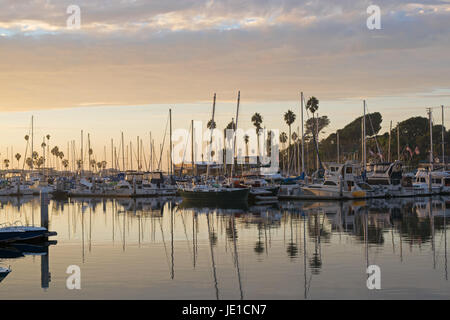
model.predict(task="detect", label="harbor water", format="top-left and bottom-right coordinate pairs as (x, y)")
top-left (0, 196), bottom-right (449, 299)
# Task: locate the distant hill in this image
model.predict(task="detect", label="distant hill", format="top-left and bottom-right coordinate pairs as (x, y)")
top-left (280, 113), bottom-right (449, 174)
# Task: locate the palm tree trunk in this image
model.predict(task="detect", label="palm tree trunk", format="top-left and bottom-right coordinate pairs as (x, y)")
top-left (288, 125), bottom-right (291, 176)
top-left (311, 113), bottom-right (323, 172)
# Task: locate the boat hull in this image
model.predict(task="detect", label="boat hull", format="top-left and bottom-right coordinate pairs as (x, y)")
top-left (179, 188), bottom-right (249, 204)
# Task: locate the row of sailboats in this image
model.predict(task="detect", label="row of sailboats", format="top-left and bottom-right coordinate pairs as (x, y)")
top-left (279, 99), bottom-right (450, 200)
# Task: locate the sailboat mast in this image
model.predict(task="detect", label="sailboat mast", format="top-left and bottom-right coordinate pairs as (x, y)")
top-left (169, 108), bottom-right (173, 176)
top-left (88, 133), bottom-right (91, 172)
top-left (81, 130), bottom-right (84, 174)
top-left (121, 132), bottom-right (125, 172)
top-left (31, 116), bottom-right (34, 170)
top-left (231, 91), bottom-right (240, 179)
top-left (191, 120), bottom-right (194, 175)
top-left (397, 122), bottom-right (400, 161)
top-left (301, 92), bottom-right (305, 173)
top-left (388, 120), bottom-right (392, 162)
top-left (130, 141), bottom-right (133, 171)
top-left (206, 94), bottom-right (216, 179)
top-left (137, 136), bottom-right (140, 172)
top-left (442, 105), bottom-right (445, 168)
top-left (363, 100), bottom-right (366, 173)
top-left (428, 108), bottom-right (433, 165)
top-left (111, 139), bottom-right (114, 170)
top-left (150, 132), bottom-right (152, 172)
top-left (337, 130), bottom-right (340, 163)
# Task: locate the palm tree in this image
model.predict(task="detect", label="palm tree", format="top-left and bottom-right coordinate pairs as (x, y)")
top-left (23, 135), bottom-right (30, 170)
top-left (224, 121), bottom-right (236, 165)
top-left (51, 146), bottom-right (59, 169)
top-left (266, 130), bottom-right (273, 157)
top-left (279, 132), bottom-right (287, 148)
top-left (46, 134), bottom-right (50, 168)
top-left (3, 159), bottom-right (10, 169)
top-left (284, 110), bottom-right (296, 174)
top-left (207, 119), bottom-right (216, 130)
top-left (41, 141), bottom-right (46, 167)
top-left (292, 132), bottom-right (298, 142)
top-left (25, 157), bottom-right (33, 169)
top-left (244, 134), bottom-right (250, 158)
top-left (90, 159), bottom-right (96, 171)
top-left (280, 132), bottom-right (288, 173)
top-left (306, 96), bottom-right (322, 171)
top-left (36, 156), bottom-right (44, 169)
top-left (59, 152), bottom-right (64, 170)
top-left (62, 159), bottom-right (69, 170)
top-left (292, 132), bottom-right (298, 174)
top-left (251, 113), bottom-right (263, 160)
top-left (15, 153), bottom-right (21, 169)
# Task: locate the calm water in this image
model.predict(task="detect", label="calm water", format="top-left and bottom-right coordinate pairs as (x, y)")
top-left (0, 196), bottom-right (449, 299)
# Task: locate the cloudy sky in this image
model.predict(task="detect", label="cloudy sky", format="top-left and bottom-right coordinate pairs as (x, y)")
top-left (0, 0), bottom-right (449, 167)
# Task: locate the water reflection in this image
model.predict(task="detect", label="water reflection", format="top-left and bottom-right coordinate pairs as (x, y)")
top-left (0, 196), bottom-right (448, 299)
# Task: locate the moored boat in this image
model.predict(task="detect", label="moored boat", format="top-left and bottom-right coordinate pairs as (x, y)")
top-left (179, 185), bottom-right (249, 204)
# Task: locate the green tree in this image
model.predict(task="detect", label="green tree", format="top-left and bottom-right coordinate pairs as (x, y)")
top-left (284, 110), bottom-right (296, 174)
top-left (251, 113), bottom-right (263, 160)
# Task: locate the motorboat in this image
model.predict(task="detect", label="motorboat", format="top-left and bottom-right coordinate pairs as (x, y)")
top-left (0, 222), bottom-right (56, 243)
top-left (301, 161), bottom-right (381, 200)
top-left (413, 168), bottom-right (450, 195)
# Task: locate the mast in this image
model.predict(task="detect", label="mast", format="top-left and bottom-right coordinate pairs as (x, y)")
top-left (397, 122), bottom-right (400, 161)
top-left (442, 105), bottom-right (445, 168)
top-left (169, 108), bottom-right (173, 176)
top-left (316, 113), bottom-right (319, 170)
top-left (428, 108), bottom-right (433, 165)
top-left (81, 130), bottom-right (84, 174)
top-left (111, 139), bottom-right (114, 170)
top-left (206, 94), bottom-right (216, 179)
top-left (301, 92), bottom-right (305, 173)
top-left (31, 116), bottom-right (34, 170)
top-left (130, 141), bottom-right (133, 171)
top-left (231, 91), bottom-right (240, 179)
top-left (137, 136), bottom-right (140, 172)
top-left (150, 133), bottom-right (153, 172)
top-left (191, 120), bottom-right (194, 175)
top-left (88, 133), bottom-right (91, 173)
top-left (121, 132), bottom-right (125, 172)
top-left (363, 100), bottom-right (366, 173)
top-left (337, 130), bottom-right (340, 163)
top-left (388, 120), bottom-right (392, 162)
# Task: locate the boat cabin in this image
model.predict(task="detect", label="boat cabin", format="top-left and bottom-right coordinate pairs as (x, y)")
top-left (366, 161), bottom-right (402, 186)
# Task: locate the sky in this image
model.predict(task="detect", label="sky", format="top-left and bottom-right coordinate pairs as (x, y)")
top-left (0, 0), bottom-right (449, 168)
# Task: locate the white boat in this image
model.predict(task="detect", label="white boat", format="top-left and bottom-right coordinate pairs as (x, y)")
top-left (413, 168), bottom-right (450, 195)
top-left (133, 172), bottom-right (177, 197)
top-left (301, 161), bottom-right (381, 200)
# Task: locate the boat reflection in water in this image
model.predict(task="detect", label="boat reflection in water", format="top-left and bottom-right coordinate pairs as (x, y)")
top-left (0, 195), bottom-right (448, 299)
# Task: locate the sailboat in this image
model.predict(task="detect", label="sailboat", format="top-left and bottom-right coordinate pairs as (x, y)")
top-left (178, 93), bottom-right (249, 205)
